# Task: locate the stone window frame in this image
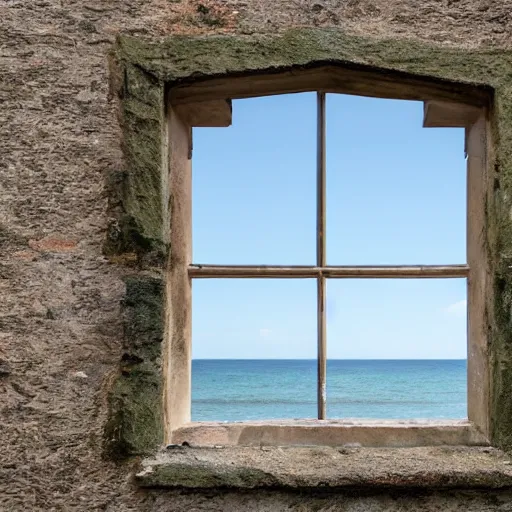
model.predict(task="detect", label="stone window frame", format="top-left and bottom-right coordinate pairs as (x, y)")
top-left (105, 30), bottom-right (512, 458)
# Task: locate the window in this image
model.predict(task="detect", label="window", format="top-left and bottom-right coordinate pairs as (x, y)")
top-left (164, 67), bottom-right (490, 448)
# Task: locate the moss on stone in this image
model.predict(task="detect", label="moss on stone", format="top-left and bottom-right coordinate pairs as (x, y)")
top-left (114, 29), bottom-right (512, 89)
top-left (121, 91), bottom-right (165, 251)
top-left (104, 276), bottom-right (165, 458)
top-left (105, 362), bottom-right (163, 459)
top-left (105, 50), bottom-right (168, 458)
top-left (122, 275), bottom-right (165, 363)
top-left (136, 445), bottom-right (512, 491)
top-left (485, 83), bottom-right (512, 451)
top-left (107, 56), bottom-right (167, 260)
top-left (104, 215), bottom-right (152, 256)
top-left (138, 462), bottom-right (279, 488)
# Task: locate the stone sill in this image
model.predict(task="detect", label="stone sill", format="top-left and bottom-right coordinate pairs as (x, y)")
top-left (136, 445), bottom-right (512, 491)
top-left (171, 419), bottom-right (488, 448)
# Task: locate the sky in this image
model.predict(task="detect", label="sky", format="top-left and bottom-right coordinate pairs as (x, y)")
top-left (191, 93), bottom-right (467, 360)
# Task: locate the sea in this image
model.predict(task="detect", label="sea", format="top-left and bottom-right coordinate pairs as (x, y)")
top-left (191, 359), bottom-right (467, 421)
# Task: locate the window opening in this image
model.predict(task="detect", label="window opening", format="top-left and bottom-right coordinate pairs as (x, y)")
top-left (192, 93), bottom-right (316, 265)
top-left (191, 92), bottom-right (470, 422)
top-left (326, 278), bottom-right (467, 419)
top-left (325, 94), bottom-right (467, 265)
top-left (192, 278), bottom-right (316, 421)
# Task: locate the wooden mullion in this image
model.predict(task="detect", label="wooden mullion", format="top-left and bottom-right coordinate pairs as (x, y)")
top-left (317, 92), bottom-right (327, 420)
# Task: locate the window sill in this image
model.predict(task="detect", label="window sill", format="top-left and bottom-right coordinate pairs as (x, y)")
top-left (136, 445), bottom-right (512, 490)
top-left (171, 419), bottom-right (488, 448)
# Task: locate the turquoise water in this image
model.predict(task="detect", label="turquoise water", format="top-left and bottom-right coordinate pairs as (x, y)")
top-left (192, 359), bottom-right (467, 421)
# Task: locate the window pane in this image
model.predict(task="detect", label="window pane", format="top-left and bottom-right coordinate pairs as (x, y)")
top-left (326, 279), bottom-right (467, 419)
top-left (192, 93), bottom-right (316, 265)
top-left (192, 279), bottom-right (316, 421)
top-left (326, 94), bottom-right (466, 265)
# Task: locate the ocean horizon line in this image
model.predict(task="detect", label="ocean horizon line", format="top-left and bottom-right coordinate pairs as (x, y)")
top-left (192, 358), bottom-right (467, 361)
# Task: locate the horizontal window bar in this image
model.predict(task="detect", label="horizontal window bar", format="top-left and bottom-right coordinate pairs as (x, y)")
top-left (188, 264), bottom-right (469, 279)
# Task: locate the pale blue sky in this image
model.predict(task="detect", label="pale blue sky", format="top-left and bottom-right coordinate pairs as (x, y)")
top-left (191, 93), bottom-right (467, 359)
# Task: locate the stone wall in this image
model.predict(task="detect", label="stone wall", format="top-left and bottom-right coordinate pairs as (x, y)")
top-left (1, 1), bottom-right (512, 510)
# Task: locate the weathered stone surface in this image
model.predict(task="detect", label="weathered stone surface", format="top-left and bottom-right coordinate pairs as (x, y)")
top-left (138, 446), bottom-right (512, 490)
top-left (104, 276), bottom-right (165, 457)
top-left (115, 29), bottom-right (511, 88)
top-left (2, 0), bottom-right (512, 509)
top-left (104, 61), bottom-right (167, 260)
top-left (122, 275), bottom-right (165, 362)
top-left (0, 358), bottom-right (11, 377)
top-left (129, 489), bottom-right (512, 511)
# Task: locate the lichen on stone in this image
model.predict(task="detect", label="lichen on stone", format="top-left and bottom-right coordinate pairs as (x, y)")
top-left (104, 276), bottom-right (165, 458)
top-left (106, 55), bottom-right (168, 262)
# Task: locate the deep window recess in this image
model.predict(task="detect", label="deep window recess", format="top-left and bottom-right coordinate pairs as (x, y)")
top-left (166, 70), bottom-right (489, 447)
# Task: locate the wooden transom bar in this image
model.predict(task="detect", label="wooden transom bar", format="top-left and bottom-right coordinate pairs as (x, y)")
top-left (188, 264), bottom-right (469, 279)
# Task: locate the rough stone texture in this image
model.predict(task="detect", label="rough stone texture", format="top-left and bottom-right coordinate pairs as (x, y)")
top-left (104, 62), bottom-right (167, 259)
top-left (104, 276), bottom-right (165, 458)
top-left (138, 446), bottom-right (512, 490)
top-left (1, 0), bottom-right (512, 510)
top-left (99, 489), bottom-right (512, 511)
top-left (115, 29), bottom-right (510, 89)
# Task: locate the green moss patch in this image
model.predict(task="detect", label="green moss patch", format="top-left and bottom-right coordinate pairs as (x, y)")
top-left (104, 276), bottom-right (165, 458)
top-left (106, 58), bottom-right (167, 261)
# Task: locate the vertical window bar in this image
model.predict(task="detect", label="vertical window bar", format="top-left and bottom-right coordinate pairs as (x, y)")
top-left (317, 92), bottom-right (327, 420)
